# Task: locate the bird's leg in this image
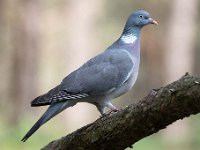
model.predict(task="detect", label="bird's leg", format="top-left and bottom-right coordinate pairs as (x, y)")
top-left (96, 104), bottom-right (105, 116)
top-left (107, 102), bottom-right (120, 112)
top-left (103, 102), bottom-right (120, 116)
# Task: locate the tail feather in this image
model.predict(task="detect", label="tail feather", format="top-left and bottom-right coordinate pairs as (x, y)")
top-left (21, 101), bottom-right (73, 142)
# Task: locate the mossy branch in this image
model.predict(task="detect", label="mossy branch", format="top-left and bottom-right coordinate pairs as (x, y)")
top-left (42, 73), bottom-right (200, 150)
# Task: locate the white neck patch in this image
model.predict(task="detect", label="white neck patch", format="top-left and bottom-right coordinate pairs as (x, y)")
top-left (121, 34), bottom-right (137, 44)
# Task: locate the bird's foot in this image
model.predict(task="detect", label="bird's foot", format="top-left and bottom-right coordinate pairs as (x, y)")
top-left (102, 108), bottom-right (120, 116)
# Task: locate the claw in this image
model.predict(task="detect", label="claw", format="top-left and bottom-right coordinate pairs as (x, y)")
top-left (103, 108), bottom-right (120, 116)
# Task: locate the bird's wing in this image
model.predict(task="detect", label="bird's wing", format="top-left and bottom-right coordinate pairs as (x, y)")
top-left (62, 49), bottom-right (134, 95)
top-left (31, 49), bottom-right (134, 106)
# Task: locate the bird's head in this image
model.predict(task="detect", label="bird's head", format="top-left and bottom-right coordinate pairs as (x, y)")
top-left (125, 10), bottom-right (158, 29)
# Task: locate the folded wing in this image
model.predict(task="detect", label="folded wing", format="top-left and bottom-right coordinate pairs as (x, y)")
top-left (31, 49), bottom-right (134, 106)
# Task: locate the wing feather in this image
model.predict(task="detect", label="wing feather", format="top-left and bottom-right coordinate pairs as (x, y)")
top-left (61, 49), bottom-right (134, 95)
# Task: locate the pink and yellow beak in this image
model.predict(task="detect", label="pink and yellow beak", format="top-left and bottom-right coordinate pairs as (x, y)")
top-left (149, 18), bottom-right (158, 25)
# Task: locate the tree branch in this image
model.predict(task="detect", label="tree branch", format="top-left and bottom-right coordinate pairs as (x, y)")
top-left (42, 73), bottom-right (200, 150)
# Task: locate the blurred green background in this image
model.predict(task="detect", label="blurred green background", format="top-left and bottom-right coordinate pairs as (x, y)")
top-left (0, 0), bottom-right (200, 149)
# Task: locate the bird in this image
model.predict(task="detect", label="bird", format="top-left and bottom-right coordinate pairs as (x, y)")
top-left (21, 10), bottom-right (158, 142)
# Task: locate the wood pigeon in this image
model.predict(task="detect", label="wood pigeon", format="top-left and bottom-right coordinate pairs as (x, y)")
top-left (22, 10), bottom-right (158, 142)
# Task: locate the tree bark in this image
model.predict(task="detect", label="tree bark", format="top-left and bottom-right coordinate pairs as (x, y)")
top-left (42, 73), bottom-right (200, 150)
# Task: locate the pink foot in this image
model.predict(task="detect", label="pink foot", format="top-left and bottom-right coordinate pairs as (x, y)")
top-left (103, 108), bottom-right (120, 116)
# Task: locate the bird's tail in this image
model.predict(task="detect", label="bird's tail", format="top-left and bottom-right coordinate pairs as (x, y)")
top-left (21, 101), bottom-right (74, 142)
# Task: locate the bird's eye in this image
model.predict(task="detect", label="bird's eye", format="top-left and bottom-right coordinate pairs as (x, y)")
top-left (139, 15), bottom-right (143, 18)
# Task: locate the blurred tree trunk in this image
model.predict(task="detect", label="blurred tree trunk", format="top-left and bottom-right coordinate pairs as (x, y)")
top-left (63, 0), bottom-right (103, 130)
top-left (9, 0), bottom-right (40, 124)
top-left (164, 0), bottom-right (198, 82)
top-left (0, 0), bottom-right (10, 115)
top-left (0, 0), bottom-right (7, 97)
top-left (163, 0), bottom-right (198, 148)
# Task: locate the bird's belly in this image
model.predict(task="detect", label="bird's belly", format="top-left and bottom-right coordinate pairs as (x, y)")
top-left (109, 71), bottom-right (139, 99)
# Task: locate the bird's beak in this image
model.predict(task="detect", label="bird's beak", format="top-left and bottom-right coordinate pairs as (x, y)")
top-left (149, 18), bottom-right (158, 25)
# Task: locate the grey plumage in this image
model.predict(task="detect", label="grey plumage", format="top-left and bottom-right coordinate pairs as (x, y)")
top-left (22, 10), bottom-right (157, 142)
